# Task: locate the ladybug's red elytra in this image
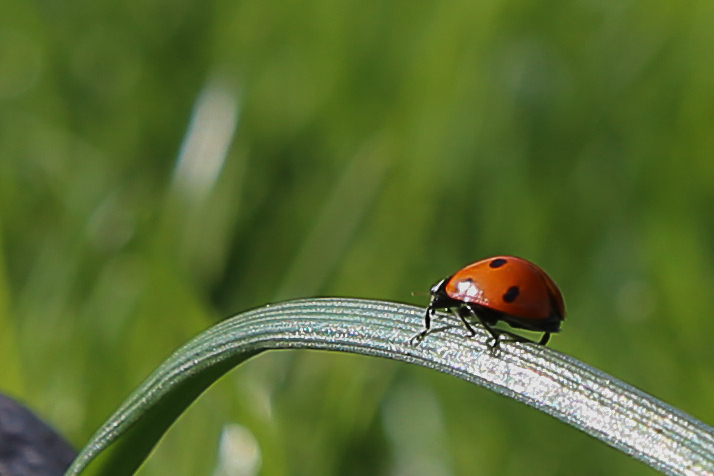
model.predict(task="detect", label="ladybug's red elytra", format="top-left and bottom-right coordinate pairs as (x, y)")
top-left (416, 256), bottom-right (565, 347)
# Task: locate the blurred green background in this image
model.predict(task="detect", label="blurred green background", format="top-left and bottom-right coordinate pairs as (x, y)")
top-left (2, 0), bottom-right (714, 474)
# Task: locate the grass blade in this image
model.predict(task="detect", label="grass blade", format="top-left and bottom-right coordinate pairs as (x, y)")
top-left (66, 298), bottom-right (714, 476)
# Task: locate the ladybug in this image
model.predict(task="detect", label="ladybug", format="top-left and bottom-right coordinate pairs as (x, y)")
top-left (416, 256), bottom-right (565, 347)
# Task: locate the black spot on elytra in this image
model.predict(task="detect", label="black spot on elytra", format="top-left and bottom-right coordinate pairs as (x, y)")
top-left (489, 258), bottom-right (508, 268)
top-left (502, 285), bottom-right (520, 303)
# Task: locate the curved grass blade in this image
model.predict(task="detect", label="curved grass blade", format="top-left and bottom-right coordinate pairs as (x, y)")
top-left (66, 298), bottom-right (714, 476)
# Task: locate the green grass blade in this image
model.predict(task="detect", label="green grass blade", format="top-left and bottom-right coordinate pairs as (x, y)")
top-left (66, 298), bottom-right (714, 476)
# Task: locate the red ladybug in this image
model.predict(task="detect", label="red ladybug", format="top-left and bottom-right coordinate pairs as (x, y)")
top-left (416, 256), bottom-right (565, 346)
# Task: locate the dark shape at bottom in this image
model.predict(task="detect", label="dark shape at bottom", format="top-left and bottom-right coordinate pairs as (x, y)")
top-left (0, 393), bottom-right (77, 476)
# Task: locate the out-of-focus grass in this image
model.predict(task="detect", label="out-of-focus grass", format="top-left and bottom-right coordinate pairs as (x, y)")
top-left (1, 0), bottom-right (714, 475)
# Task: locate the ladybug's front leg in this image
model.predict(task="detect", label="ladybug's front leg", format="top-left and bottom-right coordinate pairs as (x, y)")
top-left (423, 306), bottom-right (433, 333)
top-left (409, 306), bottom-right (435, 346)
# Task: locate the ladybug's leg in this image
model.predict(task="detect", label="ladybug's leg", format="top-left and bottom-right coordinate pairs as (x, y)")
top-left (459, 305), bottom-right (501, 343)
top-left (409, 307), bottom-right (435, 345)
top-left (423, 306), bottom-right (433, 332)
top-left (453, 307), bottom-right (477, 336)
top-left (537, 332), bottom-right (551, 346)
